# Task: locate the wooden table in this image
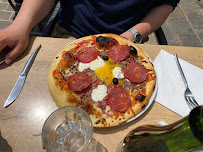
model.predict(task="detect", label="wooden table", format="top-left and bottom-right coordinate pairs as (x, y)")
top-left (0, 36), bottom-right (202, 152)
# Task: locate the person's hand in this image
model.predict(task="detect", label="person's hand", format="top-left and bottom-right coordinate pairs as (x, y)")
top-left (0, 24), bottom-right (29, 64)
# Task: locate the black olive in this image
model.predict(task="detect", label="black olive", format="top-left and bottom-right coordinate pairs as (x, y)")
top-left (96, 36), bottom-right (108, 42)
top-left (136, 94), bottom-right (146, 102)
top-left (102, 55), bottom-right (109, 61)
top-left (130, 45), bottom-right (137, 55)
top-left (96, 36), bottom-right (110, 47)
top-left (113, 78), bottom-right (118, 85)
top-left (65, 52), bottom-right (73, 58)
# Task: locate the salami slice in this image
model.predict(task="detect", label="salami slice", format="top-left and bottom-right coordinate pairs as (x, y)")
top-left (67, 73), bottom-right (92, 91)
top-left (107, 45), bottom-right (130, 61)
top-left (107, 86), bottom-right (131, 112)
top-left (76, 47), bottom-right (100, 63)
top-left (124, 62), bottom-right (148, 84)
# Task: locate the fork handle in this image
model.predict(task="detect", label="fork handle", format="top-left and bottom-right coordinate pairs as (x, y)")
top-left (174, 54), bottom-right (188, 88)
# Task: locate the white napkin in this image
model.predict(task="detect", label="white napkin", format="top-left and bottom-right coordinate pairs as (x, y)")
top-left (153, 49), bottom-right (203, 117)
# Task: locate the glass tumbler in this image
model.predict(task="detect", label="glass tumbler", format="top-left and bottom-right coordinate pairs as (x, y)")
top-left (42, 106), bottom-right (93, 152)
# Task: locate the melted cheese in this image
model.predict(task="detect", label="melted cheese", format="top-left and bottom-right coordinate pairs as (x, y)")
top-left (78, 56), bottom-right (105, 72)
top-left (91, 85), bottom-right (107, 102)
top-left (113, 67), bottom-right (124, 79)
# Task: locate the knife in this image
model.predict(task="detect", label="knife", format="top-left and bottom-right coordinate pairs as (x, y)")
top-left (3, 44), bottom-right (42, 108)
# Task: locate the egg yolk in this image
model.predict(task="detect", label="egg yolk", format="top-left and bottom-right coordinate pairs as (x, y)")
top-left (96, 59), bottom-right (120, 85)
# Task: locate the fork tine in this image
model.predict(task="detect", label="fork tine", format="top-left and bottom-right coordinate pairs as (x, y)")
top-left (185, 96), bottom-right (196, 109)
top-left (190, 96), bottom-right (199, 107)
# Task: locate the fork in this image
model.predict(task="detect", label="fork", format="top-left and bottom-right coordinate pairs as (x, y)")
top-left (174, 54), bottom-right (199, 109)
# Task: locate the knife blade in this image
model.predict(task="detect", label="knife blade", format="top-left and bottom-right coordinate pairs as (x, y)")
top-left (3, 44), bottom-right (42, 108)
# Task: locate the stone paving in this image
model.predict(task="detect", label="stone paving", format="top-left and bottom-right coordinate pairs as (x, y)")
top-left (162, 0), bottom-right (203, 47)
top-left (0, 0), bottom-right (15, 29)
top-left (0, 0), bottom-right (203, 47)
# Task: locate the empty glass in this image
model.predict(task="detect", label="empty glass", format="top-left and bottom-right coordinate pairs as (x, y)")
top-left (42, 106), bottom-right (93, 152)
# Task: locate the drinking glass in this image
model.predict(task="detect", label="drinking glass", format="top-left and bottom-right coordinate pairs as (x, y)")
top-left (42, 106), bottom-right (93, 152)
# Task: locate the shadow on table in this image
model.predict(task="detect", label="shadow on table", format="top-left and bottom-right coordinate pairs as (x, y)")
top-left (87, 138), bottom-right (108, 152)
top-left (0, 37), bottom-right (36, 70)
top-left (0, 131), bottom-right (13, 152)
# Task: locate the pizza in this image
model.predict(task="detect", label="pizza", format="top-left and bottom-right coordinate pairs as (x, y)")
top-left (47, 33), bottom-right (156, 127)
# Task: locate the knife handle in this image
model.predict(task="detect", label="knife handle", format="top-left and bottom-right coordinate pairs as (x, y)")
top-left (22, 44), bottom-right (42, 75)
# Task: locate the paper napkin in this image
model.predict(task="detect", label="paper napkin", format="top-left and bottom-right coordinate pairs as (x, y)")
top-left (153, 49), bottom-right (203, 117)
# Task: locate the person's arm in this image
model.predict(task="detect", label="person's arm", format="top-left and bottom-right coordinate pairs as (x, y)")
top-left (0, 0), bottom-right (56, 64)
top-left (120, 4), bottom-right (173, 42)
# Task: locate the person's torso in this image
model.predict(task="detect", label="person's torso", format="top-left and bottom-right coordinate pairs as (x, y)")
top-left (59, 0), bottom-right (159, 37)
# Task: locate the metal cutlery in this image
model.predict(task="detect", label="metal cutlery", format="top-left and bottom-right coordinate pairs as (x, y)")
top-left (0, 60), bottom-right (5, 65)
top-left (174, 53), bottom-right (199, 109)
top-left (3, 44), bottom-right (42, 108)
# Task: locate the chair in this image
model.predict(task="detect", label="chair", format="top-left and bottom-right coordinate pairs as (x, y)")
top-left (42, 1), bottom-right (61, 37)
top-left (154, 27), bottom-right (168, 45)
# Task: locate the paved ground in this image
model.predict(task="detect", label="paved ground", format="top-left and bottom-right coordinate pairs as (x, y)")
top-left (0, 0), bottom-right (203, 47)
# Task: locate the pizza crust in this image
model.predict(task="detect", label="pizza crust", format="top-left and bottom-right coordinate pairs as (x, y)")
top-left (48, 33), bottom-right (156, 127)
